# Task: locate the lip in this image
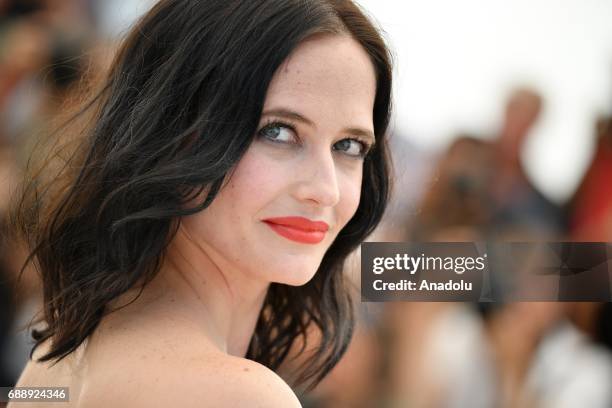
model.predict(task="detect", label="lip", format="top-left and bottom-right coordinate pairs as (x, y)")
top-left (262, 216), bottom-right (329, 244)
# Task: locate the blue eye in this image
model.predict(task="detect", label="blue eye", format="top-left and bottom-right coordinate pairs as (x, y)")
top-left (333, 138), bottom-right (369, 158)
top-left (258, 122), bottom-right (296, 143)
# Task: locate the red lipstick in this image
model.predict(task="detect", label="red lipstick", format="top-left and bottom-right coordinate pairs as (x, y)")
top-left (262, 216), bottom-right (329, 244)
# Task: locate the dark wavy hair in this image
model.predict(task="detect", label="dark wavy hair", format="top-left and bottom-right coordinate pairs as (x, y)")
top-left (12, 0), bottom-right (392, 390)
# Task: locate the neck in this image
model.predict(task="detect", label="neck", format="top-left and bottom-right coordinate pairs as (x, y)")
top-left (152, 223), bottom-right (270, 357)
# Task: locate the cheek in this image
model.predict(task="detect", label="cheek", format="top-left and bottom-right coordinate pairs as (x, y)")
top-left (223, 148), bottom-right (286, 206)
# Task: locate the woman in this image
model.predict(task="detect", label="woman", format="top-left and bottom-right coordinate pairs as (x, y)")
top-left (10, 0), bottom-right (392, 406)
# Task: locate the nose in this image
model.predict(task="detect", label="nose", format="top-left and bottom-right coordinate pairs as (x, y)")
top-left (294, 148), bottom-right (340, 207)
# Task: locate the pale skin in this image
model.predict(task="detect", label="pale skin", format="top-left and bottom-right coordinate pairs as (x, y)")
top-left (10, 33), bottom-right (377, 407)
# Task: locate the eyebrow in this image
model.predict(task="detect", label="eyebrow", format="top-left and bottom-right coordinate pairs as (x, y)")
top-left (261, 108), bottom-right (376, 145)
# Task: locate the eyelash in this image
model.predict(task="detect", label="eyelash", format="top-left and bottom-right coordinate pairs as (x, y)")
top-left (256, 119), bottom-right (373, 158)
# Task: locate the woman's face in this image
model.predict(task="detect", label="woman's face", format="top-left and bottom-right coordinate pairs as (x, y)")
top-left (182, 34), bottom-right (377, 286)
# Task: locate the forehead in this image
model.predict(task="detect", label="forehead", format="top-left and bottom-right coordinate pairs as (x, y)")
top-left (263, 34), bottom-right (377, 125)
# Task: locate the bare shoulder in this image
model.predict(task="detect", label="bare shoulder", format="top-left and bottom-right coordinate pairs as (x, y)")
top-left (74, 296), bottom-right (302, 407)
top-left (80, 353), bottom-right (301, 408)
top-left (194, 356), bottom-right (302, 408)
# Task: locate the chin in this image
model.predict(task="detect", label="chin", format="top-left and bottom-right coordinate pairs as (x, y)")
top-left (269, 265), bottom-right (319, 287)
top-left (282, 274), bottom-right (317, 287)
top-left (257, 251), bottom-right (325, 286)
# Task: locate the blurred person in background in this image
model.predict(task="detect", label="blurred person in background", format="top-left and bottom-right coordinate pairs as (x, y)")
top-left (488, 87), bottom-right (563, 236)
top-left (414, 87), bottom-right (563, 240)
top-left (568, 115), bottom-right (612, 240)
top-left (0, 0), bottom-right (95, 159)
top-left (413, 134), bottom-right (493, 240)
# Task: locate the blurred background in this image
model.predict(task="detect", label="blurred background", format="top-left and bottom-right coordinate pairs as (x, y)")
top-left (0, 0), bottom-right (611, 407)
